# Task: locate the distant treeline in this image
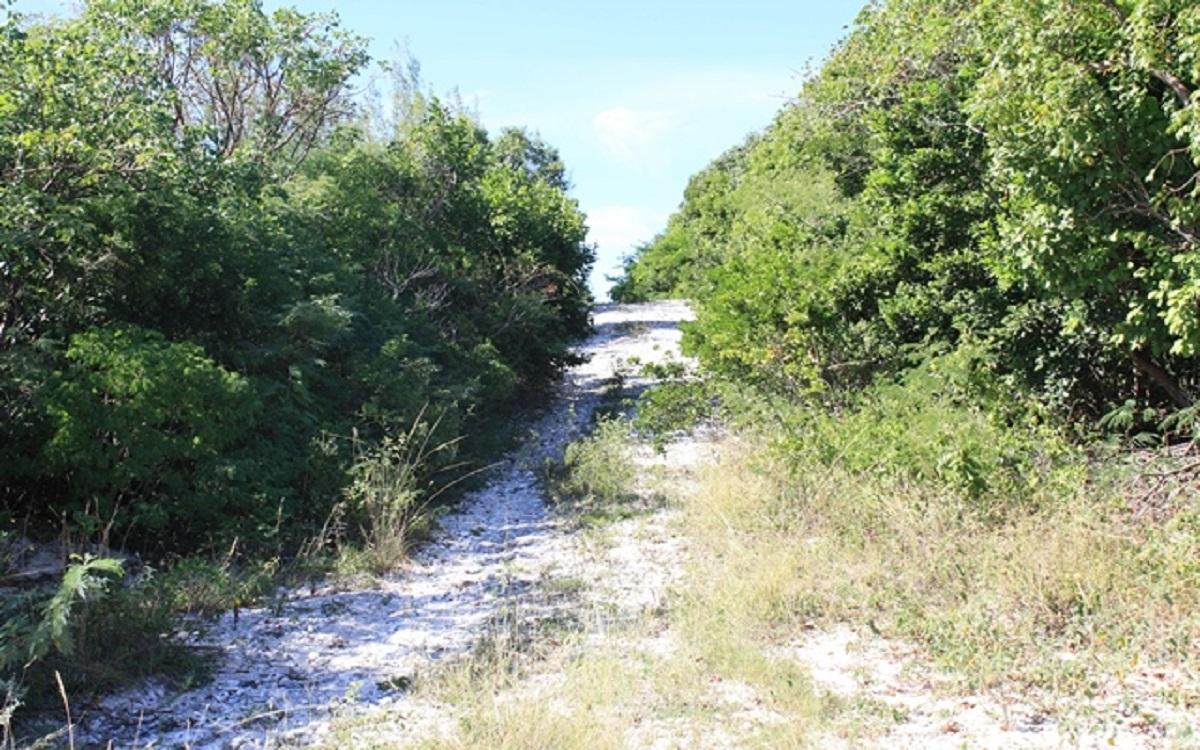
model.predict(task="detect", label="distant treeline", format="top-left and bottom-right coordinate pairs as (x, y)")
top-left (0, 0), bottom-right (593, 557)
top-left (614, 0), bottom-right (1200, 429)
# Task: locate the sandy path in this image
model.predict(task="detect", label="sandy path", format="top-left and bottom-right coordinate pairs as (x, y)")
top-left (78, 301), bottom-right (694, 750)
top-left (75, 299), bottom-right (1193, 749)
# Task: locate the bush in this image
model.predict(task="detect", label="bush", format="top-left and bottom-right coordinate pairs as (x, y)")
top-left (615, 0), bottom-right (1200, 427)
top-left (777, 354), bottom-right (1078, 514)
top-left (0, 0), bottom-right (594, 724)
top-left (35, 325), bottom-right (258, 548)
top-left (1, 0), bottom-right (592, 561)
top-left (544, 418), bottom-right (638, 522)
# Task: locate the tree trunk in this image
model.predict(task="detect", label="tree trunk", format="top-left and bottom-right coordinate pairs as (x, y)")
top-left (1129, 349), bottom-right (1192, 408)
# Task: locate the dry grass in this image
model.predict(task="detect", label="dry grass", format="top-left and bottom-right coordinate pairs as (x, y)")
top-left (318, 421), bottom-right (1200, 748)
top-left (398, 622), bottom-right (823, 750)
top-left (318, 425), bottom-right (831, 750)
top-left (681, 435), bottom-right (1200, 700)
top-left (394, 429), bottom-right (832, 749)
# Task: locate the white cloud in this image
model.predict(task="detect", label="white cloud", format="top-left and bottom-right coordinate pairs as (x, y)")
top-left (586, 205), bottom-right (658, 254)
top-left (591, 106), bottom-right (672, 161)
top-left (653, 68), bottom-right (798, 111)
top-left (585, 204), bottom-right (671, 300)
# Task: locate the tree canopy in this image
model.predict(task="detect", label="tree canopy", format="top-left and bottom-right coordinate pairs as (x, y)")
top-left (0, 0), bottom-right (593, 555)
top-left (615, 0), bottom-right (1200, 425)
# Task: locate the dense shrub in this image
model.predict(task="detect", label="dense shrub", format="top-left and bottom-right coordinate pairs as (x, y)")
top-left (615, 0), bottom-right (1200, 425)
top-left (0, 0), bottom-right (592, 560)
top-left (38, 326), bottom-right (258, 546)
top-left (0, 0), bottom-right (594, 725)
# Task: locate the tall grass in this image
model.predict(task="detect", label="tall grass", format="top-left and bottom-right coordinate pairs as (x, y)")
top-left (344, 412), bottom-right (469, 574)
top-left (399, 612), bottom-right (821, 750)
top-left (679, 402), bottom-right (1200, 698)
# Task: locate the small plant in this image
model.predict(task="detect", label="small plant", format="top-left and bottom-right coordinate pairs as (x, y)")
top-left (543, 418), bottom-right (638, 525)
top-left (27, 556), bottom-right (125, 665)
top-left (1, 554), bottom-right (124, 739)
top-left (155, 554), bottom-right (278, 618)
top-left (346, 437), bottom-right (423, 573)
top-left (633, 379), bottom-right (720, 448)
top-left (345, 411), bottom-right (464, 573)
top-left (0, 556), bottom-right (123, 676)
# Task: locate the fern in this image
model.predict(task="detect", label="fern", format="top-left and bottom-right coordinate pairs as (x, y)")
top-left (1, 554), bottom-right (123, 732)
top-left (26, 555), bottom-right (124, 665)
top-left (1161, 402), bottom-right (1200, 440)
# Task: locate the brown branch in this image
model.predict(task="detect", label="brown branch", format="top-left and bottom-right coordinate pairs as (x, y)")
top-left (1129, 348), bottom-right (1192, 408)
top-left (1094, 0), bottom-right (1194, 107)
top-left (1149, 68), bottom-right (1194, 108)
top-left (1146, 459), bottom-right (1200, 478)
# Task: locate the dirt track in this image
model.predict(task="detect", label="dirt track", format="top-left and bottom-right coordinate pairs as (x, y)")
top-left (80, 301), bottom-right (694, 749)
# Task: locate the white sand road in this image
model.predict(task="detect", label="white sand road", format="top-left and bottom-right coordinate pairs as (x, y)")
top-left (76, 301), bottom-right (694, 749)
top-left (68, 300), bottom-right (1196, 749)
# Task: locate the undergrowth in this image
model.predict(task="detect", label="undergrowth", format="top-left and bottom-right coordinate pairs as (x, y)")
top-left (667, 369), bottom-right (1200, 704)
top-left (0, 413), bottom-right (466, 742)
top-left (0, 555), bottom-right (213, 744)
top-left (540, 417), bottom-right (641, 526)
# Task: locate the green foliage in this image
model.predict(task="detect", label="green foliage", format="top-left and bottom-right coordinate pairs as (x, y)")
top-left (969, 0), bottom-right (1200, 402)
top-left (83, 0), bottom-right (370, 166)
top-left (0, 555), bottom-right (124, 673)
top-left (782, 353), bottom-right (1078, 513)
top-left (631, 373), bottom-right (724, 449)
top-left (611, 143), bottom-right (755, 303)
top-left (37, 326), bottom-right (257, 544)
top-left (1, 0), bottom-right (592, 558)
top-left (544, 418), bottom-right (639, 524)
top-left (612, 0), bottom-right (1200, 716)
top-left (615, 0), bottom-right (1200, 425)
top-left (0, 0), bottom-right (593, 718)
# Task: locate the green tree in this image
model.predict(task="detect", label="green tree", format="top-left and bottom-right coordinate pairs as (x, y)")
top-left (2, 1), bottom-right (592, 557)
top-left (616, 0), bottom-right (1200, 422)
top-left (971, 0), bottom-right (1200, 407)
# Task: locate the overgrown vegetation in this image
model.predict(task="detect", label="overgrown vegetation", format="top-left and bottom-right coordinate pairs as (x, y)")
top-left (615, 0), bottom-right (1200, 425)
top-left (310, 379), bottom-right (1200, 748)
top-left (680, 390), bottom-right (1196, 688)
top-left (611, 0), bottom-right (1200, 722)
top-left (0, 0), bottom-right (591, 729)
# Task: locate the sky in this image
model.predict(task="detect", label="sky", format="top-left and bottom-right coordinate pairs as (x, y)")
top-left (13, 0), bottom-right (866, 299)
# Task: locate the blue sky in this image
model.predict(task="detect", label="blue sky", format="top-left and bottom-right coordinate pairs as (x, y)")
top-left (14, 0), bottom-right (865, 298)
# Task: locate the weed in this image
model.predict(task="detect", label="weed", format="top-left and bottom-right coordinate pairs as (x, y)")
top-left (346, 411), bottom-right (465, 574)
top-left (541, 417), bottom-right (638, 522)
top-left (0, 555), bottom-right (220, 744)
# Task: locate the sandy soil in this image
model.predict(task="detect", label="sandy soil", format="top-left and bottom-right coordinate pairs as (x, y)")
top-left (77, 301), bottom-right (693, 749)
top-left (75, 301), bottom-right (1198, 749)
